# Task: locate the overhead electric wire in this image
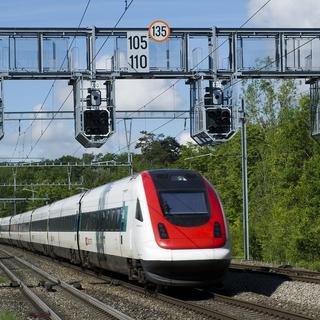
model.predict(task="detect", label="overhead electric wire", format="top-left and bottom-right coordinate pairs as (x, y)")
top-left (28, 0), bottom-right (135, 159)
top-left (112, 0), bottom-right (274, 154)
top-left (17, 0), bottom-right (92, 159)
top-left (93, 0), bottom-right (134, 63)
top-left (26, 90), bottom-right (73, 158)
top-left (69, 1), bottom-right (135, 158)
top-left (115, 0), bottom-right (273, 125)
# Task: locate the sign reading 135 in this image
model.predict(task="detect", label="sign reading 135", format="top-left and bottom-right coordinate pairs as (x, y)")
top-left (127, 31), bottom-right (149, 72)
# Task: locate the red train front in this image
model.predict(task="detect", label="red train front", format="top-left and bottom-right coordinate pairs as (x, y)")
top-left (135, 169), bottom-right (231, 286)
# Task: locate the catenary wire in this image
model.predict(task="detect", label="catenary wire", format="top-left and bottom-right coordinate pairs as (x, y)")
top-left (115, 0), bottom-right (273, 124)
top-left (33, 0), bottom-right (271, 158)
top-left (28, 0), bottom-right (135, 159)
top-left (15, 0), bottom-right (92, 159)
top-left (111, 0), bottom-right (274, 154)
top-left (71, 1), bottom-right (135, 158)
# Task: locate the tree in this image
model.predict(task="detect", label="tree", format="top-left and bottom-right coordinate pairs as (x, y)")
top-left (135, 131), bottom-right (181, 166)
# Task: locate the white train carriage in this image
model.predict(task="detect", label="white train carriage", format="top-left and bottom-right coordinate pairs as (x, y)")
top-left (0, 169), bottom-right (232, 287)
top-left (0, 216), bottom-right (12, 244)
top-left (30, 204), bottom-right (50, 254)
top-left (18, 210), bottom-right (33, 250)
top-left (78, 176), bottom-right (135, 274)
top-left (9, 213), bottom-right (22, 246)
top-left (47, 193), bottom-right (83, 263)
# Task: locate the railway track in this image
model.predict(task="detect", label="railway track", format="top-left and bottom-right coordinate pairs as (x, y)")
top-left (229, 261), bottom-right (320, 285)
top-left (76, 268), bottom-right (315, 320)
top-left (25, 252), bottom-right (312, 320)
top-left (0, 248), bottom-right (133, 320)
top-left (0, 245), bottom-right (316, 320)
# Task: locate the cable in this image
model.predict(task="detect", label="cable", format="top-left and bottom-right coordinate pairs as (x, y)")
top-left (11, 120), bottom-right (21, 159)
top-left (69, 1), bottom-right (135, 158)
top-left (27, 0), bottom-right (135, 158)
top-left (26, 90), bottom-right (73, 158)
top-left (115, 112), bottom-right (189, 154)
top-left (93, 0), bottom-right (134, 63)
top-left (112, 0), bottom-right (273, 154)
top-left (15, 0), bottom-right (92, 159)
top-left (115, 0), bottom-right (273, 125)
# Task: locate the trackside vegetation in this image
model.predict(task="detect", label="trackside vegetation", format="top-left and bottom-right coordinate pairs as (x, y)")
top-left (0, 311), bottom-right (16, 320)
top-left (0, 80), bottom-right (319, 270)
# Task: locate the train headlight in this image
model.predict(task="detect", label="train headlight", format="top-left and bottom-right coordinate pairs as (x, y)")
top-left (158, 223), bottom-right (169, 239)
top-left (214, 222), bottom-right (222, 238)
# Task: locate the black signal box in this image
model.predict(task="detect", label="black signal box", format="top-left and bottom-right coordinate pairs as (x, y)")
top-left (84, 110), bottom-right (109, 135)
top-left (206, 107), bottom-right (231, 135)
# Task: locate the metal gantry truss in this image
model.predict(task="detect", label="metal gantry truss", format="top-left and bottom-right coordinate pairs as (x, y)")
top-left (0, 27), bottom-right (319, 80)
top-left (0, 160), bottom-right (131, 212)
top-left (0, 26), bottom-right (319, 145)
top-left (4, 110), bottom-right (190, 121)
top-left (0, 161), bottom-right (131, 168)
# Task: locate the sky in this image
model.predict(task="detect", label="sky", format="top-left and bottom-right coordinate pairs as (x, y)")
top-left (0, 0), bottom-right (319, 160)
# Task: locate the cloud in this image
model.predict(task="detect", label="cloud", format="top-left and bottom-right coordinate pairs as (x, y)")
top-left (176, 131), bottom-right (196, 146)
top-left (55, 81), bottom-right (74, 111)
top-left (2, 53), bottom-right (186, 159)
top-left (248, 0), bottom-right (320, 27)
top-left (116, 79), bottom-right (183, 111)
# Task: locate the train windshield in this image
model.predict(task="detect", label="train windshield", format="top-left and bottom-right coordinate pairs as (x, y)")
top-left (159, 192), bottom-right (208, 215)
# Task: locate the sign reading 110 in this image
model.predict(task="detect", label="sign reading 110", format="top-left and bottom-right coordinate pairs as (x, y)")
top-left (127, 20), bottom-right (171, 73)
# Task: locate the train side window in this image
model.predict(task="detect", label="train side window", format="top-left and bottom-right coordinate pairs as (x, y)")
top-left (135, 199), bottom-right (143, 222)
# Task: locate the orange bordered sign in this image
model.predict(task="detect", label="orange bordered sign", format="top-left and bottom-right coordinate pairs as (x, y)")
top-left (148, 19), bottom-right (171, 42)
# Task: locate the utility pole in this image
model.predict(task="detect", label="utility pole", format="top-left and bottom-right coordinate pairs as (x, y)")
top-left (13, 168), bottom-right (17, 215)
top-left (240, 99), bottom-right (249, 260)
top-left (67, 166), bottom-right (72, 191)
top-left (124, 119), bottom-right (133, 175)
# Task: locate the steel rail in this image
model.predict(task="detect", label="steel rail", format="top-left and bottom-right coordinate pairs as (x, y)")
top-left (0, 249), bottom-right (134, 320)
top-left (213, 293), bottom-right (313, 320)
top-left (97, 277), bottom-right (238, 320)
top-left (229, 262), bottom-right (320, 285)
top-left (0, 245), bottom-right (315, 320)
top-left (0, 247), bottom-right (237, 320)
top-left (0, 259), bottom-right (62, 320)
top-left (88, 271), bottom-right (314, 320)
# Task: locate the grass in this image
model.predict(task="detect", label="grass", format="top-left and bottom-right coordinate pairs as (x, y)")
top-left (0, 276), bottom-right (7, 284)
top-left (0, 311), bottom-right (17, 320)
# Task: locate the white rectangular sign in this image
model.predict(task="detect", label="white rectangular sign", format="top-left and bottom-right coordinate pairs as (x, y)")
top-left (127, 31), bottom-right (149, 72)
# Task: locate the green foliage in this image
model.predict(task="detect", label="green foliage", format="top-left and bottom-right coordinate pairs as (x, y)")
top-left (0, 276), bottom-right (6, 283)
top-left (0, 80), bottom-right (319, 270)
top-left (0, 311), bottom-right (16, 320)
top-left (135, 131), bottom-right (181, 167)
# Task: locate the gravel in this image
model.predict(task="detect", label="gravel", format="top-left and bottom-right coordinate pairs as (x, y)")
top-left (223, 270), bottom-right (320, 319)
top-left (0, 287), bottom-right (38, 320)
top-left (0, 244), bottom-right (208, 320)
top-left (2, 244), bottom-right (320, 319)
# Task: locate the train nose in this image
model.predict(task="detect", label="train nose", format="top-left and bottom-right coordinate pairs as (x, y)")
top-left (142, 259), bottom-right (230, 287)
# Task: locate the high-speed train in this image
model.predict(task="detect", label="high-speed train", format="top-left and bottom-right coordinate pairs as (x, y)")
top-left (0, 169), bottom-right (231, 286)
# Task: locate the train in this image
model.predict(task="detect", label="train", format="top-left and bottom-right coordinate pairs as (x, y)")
top-left (0, 169), bottom-right (231, 287)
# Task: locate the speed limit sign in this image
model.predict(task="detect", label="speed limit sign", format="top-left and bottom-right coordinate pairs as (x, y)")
top-left (148, 19), bottom-right (171, 42)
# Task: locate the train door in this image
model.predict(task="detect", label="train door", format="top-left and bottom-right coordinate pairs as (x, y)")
top-left (133, 197), bottom-right (145, 259)
top-left (120, 189), bottom-right (132, 258)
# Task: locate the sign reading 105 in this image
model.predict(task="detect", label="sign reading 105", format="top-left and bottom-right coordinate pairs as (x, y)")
top-left (127, 31), bottom-right (149, 72)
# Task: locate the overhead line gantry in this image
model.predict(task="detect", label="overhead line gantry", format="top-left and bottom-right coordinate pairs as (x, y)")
top-left (0, 26), bottom-right (319, 146)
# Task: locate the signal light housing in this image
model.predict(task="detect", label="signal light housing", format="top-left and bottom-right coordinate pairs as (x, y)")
top-left (83, 110), bottom-right (109, 135)
top-left (206, 107), bottom-right (231, 135)
top-left (87, 88), bottom-right (101, 107)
